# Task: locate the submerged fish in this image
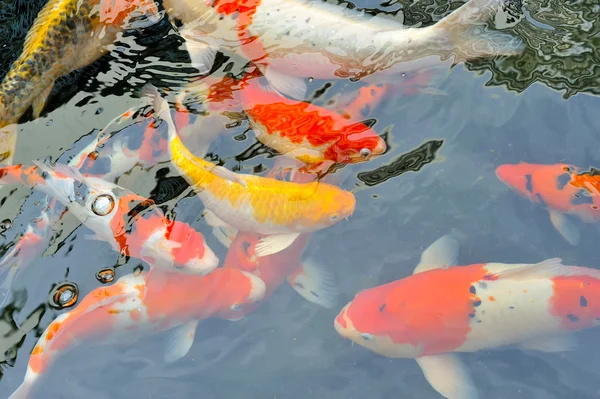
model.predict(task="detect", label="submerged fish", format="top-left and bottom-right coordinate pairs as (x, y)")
top-left (9, 267), bottom-right (266, 398)
top-left (496, 163), bottom-right (600, 246)
top-left (335, 235), bottom-right (600, 398)
top-left (239, 77), bottom-right (386, 173)
top-left (0, 0), bottom-right (161, 164)
top-left (164, 0), bottom-right (524, 98)
top-left (147, 87), bottom-right (356, 258)
top-left (0, 162), bottom-right (219, 275)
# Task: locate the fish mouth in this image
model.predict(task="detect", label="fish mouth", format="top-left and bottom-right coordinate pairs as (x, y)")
top-left (373, 138), bottom-right (387, 156)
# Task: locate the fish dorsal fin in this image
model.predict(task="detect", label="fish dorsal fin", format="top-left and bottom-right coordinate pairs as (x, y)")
top-left (413, 234), bottom-right (460, 274)
top-left (492, 258), bottom-right (600, 281)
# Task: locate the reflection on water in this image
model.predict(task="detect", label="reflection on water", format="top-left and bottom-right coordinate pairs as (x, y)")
top-left (0, 0), bottom-right (599, 398)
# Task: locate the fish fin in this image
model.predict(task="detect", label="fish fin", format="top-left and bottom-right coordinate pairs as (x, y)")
top-left (182, 36), bottom-right (218, 75)
top-left (548, 210), bottom-right (580, 246)
top-left (0, 124), bottom-right (18, 166)
top-left (431, 0), bottom-right (524, 61)
top-left (262, 67), bottom-right (307, 100)
top-left (519, 334), bottom-right (577, 353)
top-left (416, 353), bottom-right (479, 399)
top-left (32, 83), bottom-right (54, 119)
top-left (212, 226), bottom-right (238, 249)
top-left (210, 164), bottom-right (248, 188)
top-left (287, 259), bottom-right (338, 309)
top-left (254, 233), bottom-right (301, 257)
top-left (32, 159), bottom-right (86, 183)
top-left (164, 320), bottom-right (199, 363)
top-left (413, 234), bottom-right (460, 274)
top-left (0, 257), bottom-right (19, 309)
top-left (491, 258), bottom-right (600, 280)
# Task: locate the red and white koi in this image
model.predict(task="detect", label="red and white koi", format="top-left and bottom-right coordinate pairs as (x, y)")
top-left (0, 162), bottom-right (219, 275)
top-left (9, 267), bottom-right (266, 398)
top-left (335, 235), bottom-right (600, 398)
top-left (163, 0), bottom-right (523, 99)
top-left (496, 163), bottom-right (600, 246)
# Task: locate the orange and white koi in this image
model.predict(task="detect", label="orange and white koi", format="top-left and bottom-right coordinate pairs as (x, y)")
top-left (238, 77), bottom-right (386, 173)
top-left (163, 0), bottom-right (523, 99)
top-left (496, 163), bottom-right (600, 246)
top-left (147, 87), bottom-right (356, 258)
top-left (0, 0), bottom-right (162, 165)
top-left (9, 267), bottom-right (266, 398)
top-left (335, 235), bottom-right (600, 398)
top-left (0, 162), bottom-right (218, 275)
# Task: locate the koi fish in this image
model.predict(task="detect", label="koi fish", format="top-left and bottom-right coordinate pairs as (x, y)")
top-left (496, 163), bottom-right (600, 246)
top-left (218, 162), bottom-right (340, 319)
top-left (335, 234), bottom-right (600, 398)
top-left (147, 86), bottom-right (356, 258)
top-left (163, 0), bottom-right (524, 99)
top-left (238, 77), bottom-right (386, 173)
top-left (9, 267), bottom-right (266, 398)
top-left (0, 162), bottom-right (219, 275)
top-left (0, 0), bottom-right (162, 165)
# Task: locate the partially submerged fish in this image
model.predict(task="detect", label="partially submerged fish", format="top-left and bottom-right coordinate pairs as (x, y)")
top-left (164, 0), bottom-right (524, 98)
top-left (0, 0), bottom-right (162, 164)
top-left (335, 235), bottom-right (600, 398)
top-left (0, 162), bottom-right (219, 275)
top-left (147, 86), bottom-right (356, 258)
top-left (9, 267), bottom-right (266, 398)
top-left (496, 163), bottom-right (600, 246)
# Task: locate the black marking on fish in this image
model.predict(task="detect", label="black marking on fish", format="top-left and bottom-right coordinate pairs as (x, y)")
top-left (473, 300), bottom-right (482, 307)
top-left (310, 290), bottom-right (319, 297)
top-left (580, 296), bottom-right (588, 307)
top-left (525, 173), bottom-right (534, 193)
top-left (478, 281), bottom-right (488, 289)
top-left (379, 304), bottom-right (386, 312)
top-left (357, 140), bottom-right (443, 187)
top-left (509, 306), bottom-right (515, 309)
top-left (468, 313), bottom-right (475, 318)
top-left (567, 314), bottom-right (579, 322)
top-left (469, 286), bottom-right (476, 295)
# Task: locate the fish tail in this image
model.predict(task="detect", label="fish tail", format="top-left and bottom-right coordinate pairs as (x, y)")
top-left (430, 0), bottom-right (525, 60)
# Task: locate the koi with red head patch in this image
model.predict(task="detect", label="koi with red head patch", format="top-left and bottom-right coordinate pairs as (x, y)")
top-left (9, 267), bottom-right (266, 398)
top-left (238, 77), bottom-right (386, 173)
top-left (335, 235), bottom-right (600, 398)
top-left (0, 161), bottom-right (219, 276)
top-left (496, 163), bottom-right (600, 246)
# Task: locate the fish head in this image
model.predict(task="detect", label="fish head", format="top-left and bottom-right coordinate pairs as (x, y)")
top-left (306, 187), bottom-right (356, 229)
top-left (213, 269), bottom-right (267, 318)
top-left (496, 163), bottom-right (575, 202)
top-left (334, 285), bottom-right (419, 358)
top-left (223, 232), bottom-right (262, 272)
top-left (337, 128), bottom-right (387, 164)
top-left (33, 161), bottom-right (142, 248)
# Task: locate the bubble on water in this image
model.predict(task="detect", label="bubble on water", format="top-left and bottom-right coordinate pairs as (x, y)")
top-left (308, 77), bottom-right (314, 83)
top-left (46, 119), bottom-right (53, 126)
top-left (96, 107), bottom-right (104, 115)
top-left (89, 151), bottom-right (99, 160)
top-left (0, 219), bottom-right (12, 231)
top-left (96, 268), bottom-right (115, 284)
top-left (49, 282), bottom-right (79, 309)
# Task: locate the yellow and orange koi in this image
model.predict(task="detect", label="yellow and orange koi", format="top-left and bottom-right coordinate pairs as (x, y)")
top-left (146, 86), bottom-right (355, 258)
top-left (9, 267), bottom-right (266, 398)
top-left (0, 0), bottom-right (161, 164)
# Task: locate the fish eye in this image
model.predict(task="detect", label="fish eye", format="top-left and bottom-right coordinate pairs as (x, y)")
top-left (91, 194), bottom-right (115, 216)
top-left (359, 148), bottom-right (371, 158)
top-left (360, 333), bottom-right (373, 341)
top-left (329, 214), bottom-right (339, 221)
top-left (231, 303), bottom-right (243, 311)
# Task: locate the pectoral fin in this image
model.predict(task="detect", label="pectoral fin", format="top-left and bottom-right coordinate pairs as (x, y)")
top-left (255, 233), bottom-right (301, 257)
top-left (263, 67), bottom-right (307, 100)
top-left (416, 353), bottom-right (478, 399)
top-left (549, 210), bottom-right (580, 246)
top-left (164, 320), bottom-right (199, 363)
top-left (413, 234), bottom-right (460, 274)
top-left (32, 83), bottom-right (54, 119)
top-left (287, 260), bottom-right (338, 309)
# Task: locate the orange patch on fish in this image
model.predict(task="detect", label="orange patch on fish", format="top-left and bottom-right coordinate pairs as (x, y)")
top-left (549, 275), bottom-right (600, 330)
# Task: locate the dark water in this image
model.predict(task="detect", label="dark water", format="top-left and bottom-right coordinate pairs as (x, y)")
top-left (1, 0), bottom-right (600, 398)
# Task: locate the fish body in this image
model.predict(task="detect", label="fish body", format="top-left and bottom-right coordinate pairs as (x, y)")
top-left (496, 163), bottom-right (600, 246)
top-left (0, 163), bottom-right (218, 275)
top-left (9, 267), bottom-right (266, 398)
top-left (164, 0), bottom-right (524, 98)
top-left (335, 235), bottom-right (600, 398)
top-left (0, 0), bottom-right (161, 164)
top-left (148, 88), bottom-right (355, 257)
top-left (239, 78), bottom-right (386, 171)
